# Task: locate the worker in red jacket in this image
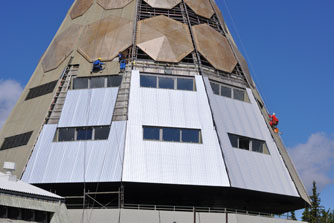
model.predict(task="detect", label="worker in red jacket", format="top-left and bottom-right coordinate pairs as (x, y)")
top-left (269, 113), bottom-right (279, 132)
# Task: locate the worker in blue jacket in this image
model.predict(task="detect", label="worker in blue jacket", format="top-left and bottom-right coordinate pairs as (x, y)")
top-left (92, 57), bottom-right (104, 73)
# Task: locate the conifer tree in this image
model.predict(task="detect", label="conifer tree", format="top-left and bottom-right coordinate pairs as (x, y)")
top-left (302, 206), bottom-right (311, 222)
top-left (310, 181), bottom-right (321, 223)
top-left (290, 211), bottom-right (297, 220)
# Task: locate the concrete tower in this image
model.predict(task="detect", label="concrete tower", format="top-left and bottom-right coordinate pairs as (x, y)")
top-left (0, 0), bottom-right (310, 221)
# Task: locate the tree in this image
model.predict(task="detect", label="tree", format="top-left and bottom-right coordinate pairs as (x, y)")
top-left (310, 181), bottom-right (321, 223)
top-left (290, 211), bottom-right (297, 220)
top-left (302, 206), bottom-right (311, 222)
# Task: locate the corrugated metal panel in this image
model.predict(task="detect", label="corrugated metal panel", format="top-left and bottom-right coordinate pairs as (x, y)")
top-left (58, 88), bottom-right (118, 127)
top-left (0, 172), bottom-right (61, 199)
top-left (122, 71), bottom-right (230, 187)
top-left (22, 121), bottom-right (126, 183)
top-left (203, 77), bottom-right (299, 196)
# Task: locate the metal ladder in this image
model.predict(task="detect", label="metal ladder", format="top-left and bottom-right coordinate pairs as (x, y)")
top-left (46, 64), bottom-right (79, 124)
top-left (112, 67), bottom-right (131, 121)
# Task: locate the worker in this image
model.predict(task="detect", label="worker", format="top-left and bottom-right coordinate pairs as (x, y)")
top-left (92, 58), bottom-right (104, 73)
top-left (118, 53), bottom-right (126, 71)
top-left (269, 113), bottom-right (279, 131)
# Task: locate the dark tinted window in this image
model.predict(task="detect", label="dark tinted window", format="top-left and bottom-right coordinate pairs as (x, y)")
top-left (182, 129), bottom-right (199, 143)
top-left (58, 128), bottom-right (75, 142)
top-left (107, 76), bottom-right (122, 87)
top-left (163, 128), bottom-right (180, 142)
top-left (177, 78), bottom-right (194, 91)
top-left (35, 210), bottom-right (48, 223)
top-left (158, 77), bottom-right (174, 89)
top-left (1, 131), bottom-right (33, 151)
top-left (73, 78), bottom-right (88, 89)
top-left (0, 206), bottom-right (7, 218)
top-left (77, 127), bottom-right (93, 140)
top-left (22, 209), bottom-right (34, 221)
top-left (143, 126), bottom-right (160, 140)
top-left (228, 134), bottom-right (238, 148)
top-left (140, 75), bottom-right (157, 88)
top-left (252, 139), bottom-right (264, 153)
top-left (233, 88), bottom-right (245, 101)
top-left (90, 77), bottom-right (105, 88)
top-left (8, 207), bottom-right (20, 220)
top-left (95, 126), bottom-right (110, 140)
top-left (221, 86), bottom-right (232, 98)
top-left (210, 82), bottom-right (219, 95)
top-left (239, 136), bottom-right (250, 150)
top-left (26, 80), bottom-right (58, 100)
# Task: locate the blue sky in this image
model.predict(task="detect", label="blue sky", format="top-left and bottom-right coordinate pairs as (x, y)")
top-left (0, 0), bottom-right (333, 216)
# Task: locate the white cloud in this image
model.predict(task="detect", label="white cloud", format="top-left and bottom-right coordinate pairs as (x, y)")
top-left (288, 133), bottom-right (334, 193)
top-left (0, 79), bottom-right (23, 129)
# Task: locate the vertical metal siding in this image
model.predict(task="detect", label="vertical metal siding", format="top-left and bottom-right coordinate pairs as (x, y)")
top-left (22, 121), bottom-right (126, 183)
top-left (122, 71), bottom-right (230, 187)
top-left (58, 88), bottom-right (118, 127)
top-left (203, 77), bottom-right (299, 196)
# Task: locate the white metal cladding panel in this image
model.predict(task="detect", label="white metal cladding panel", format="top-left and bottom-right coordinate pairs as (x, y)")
top-left (58, 88), bottom-right (118, 127)
top-left (203, 77), bottom-right (298, 196)
top-left (22, 121), bottom-right (126, 183)
top-left (122, 71), bottom-right (230, 187)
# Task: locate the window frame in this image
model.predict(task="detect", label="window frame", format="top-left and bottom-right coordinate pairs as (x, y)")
top-left (143, 126), bottom-right (202, 144)
top-left (140, 73), bottom-right (196, 91)
top-left (55, 125), bottom-right (111, 142)
top-left (72, 75), bottom-right (122, 90)
top-left (209, 80), bottom-right (250, 103)
top-left (228, 133), bottom-right (270, 155)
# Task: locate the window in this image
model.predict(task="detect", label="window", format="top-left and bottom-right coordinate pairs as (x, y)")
top-left (228, 133), bottom-right (269, 154)
top-left (94, 126), bottom-right (110, 140)
top-left (90, 77), bottom-right (105, 88)
top-left (72, 75), bottom-right (122, 90)
top-left (143, 126), bottom-right (160, 140)
top-left (140, 75), bottom-right (157, 88)
top-left (25, 80), bottom-right (58, 100)
top-left (182, 129), bottom-right (200, 143)
top-left (233, 88), bottom-right (245, 101)
top-left (238, 136), bottom-right (250, 150)
top-left (56, 126), bottom-right (110, 142)
top-left (76, 127), bottom-right (93, 140)
top-left (58, 128), bottom-right (75, 142)
top-left (158, 77), bottom-right (174, 89)
top-left (163, 128), bottom-right (180, 142)
top-left (1, 131), bottom-right (33, 151)
top-left (210, 82), bottom-right (220, 95)
top-left (221, 85), bottom-right (232, 98)
top-left (143, 126), bottom-right (202, 144)
top-left (140, 74), bottom-right (195, 91)
top-left (210, 81), bottom-right (249, 102)
top-left (73, 78), bottom-right (88, 89)
top-left (107, 76), bottom-right (123, 87)
top-left (0, 205), bottom-right (51, 223)
top-left (252, 139), bottom-right (266, 153)
top-left (177, 78), bottom-right (194, 91)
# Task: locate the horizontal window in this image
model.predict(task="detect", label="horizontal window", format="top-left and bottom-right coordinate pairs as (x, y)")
top-left (228, 133), bottom-right (269, 154)
top-left (210, 81), bottom-right (249, 102)
top-left (140, 74), bottom-right (195, 91)
top-left (73, 75), bottom-right (122, 90)
top-left (55, 126), bottom-right (110, 142)
top-left (0, 205), bottom-right (52, 222)
top-left (143, 126), bottom-right (202, 144)
top-left (25, 80), bottom-right (58, 100)
top-left (1, 131), bottom-right (33, 151)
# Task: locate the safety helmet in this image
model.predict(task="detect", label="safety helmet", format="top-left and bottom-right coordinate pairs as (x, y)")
top-left (98, 57), bottom-right (102, 61)
top-left (273, 112), bottom-right (276, 116)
